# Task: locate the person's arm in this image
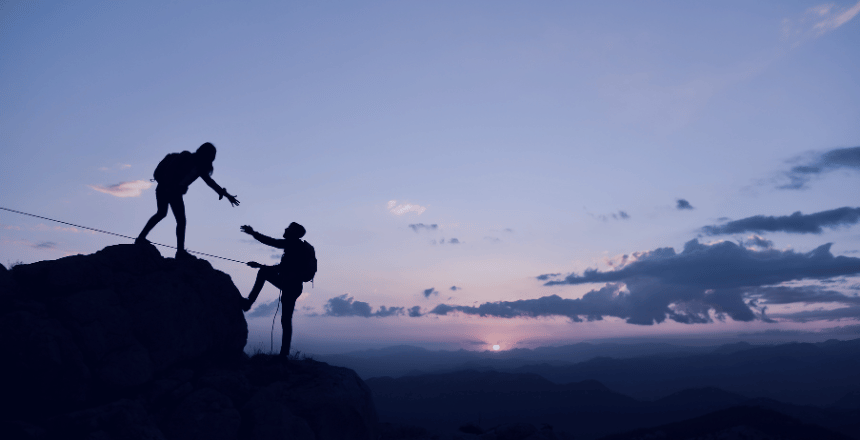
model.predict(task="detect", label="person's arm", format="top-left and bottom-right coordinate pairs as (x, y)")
top-left (201, 174), bottom-right (239, 207)
top-left (241, 225), bottom-right (286, 249)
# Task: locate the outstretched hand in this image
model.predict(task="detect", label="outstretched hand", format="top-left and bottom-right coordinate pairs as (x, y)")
top-left (240, 225), bottom-right (254, 235)
top-left (247, 261), bottom-right (262, 268)
top-left (220, 189), bottom-right (240, 207)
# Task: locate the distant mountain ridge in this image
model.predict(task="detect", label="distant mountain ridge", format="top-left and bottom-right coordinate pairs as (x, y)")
top-left (514, 338), bottom-right (860, 405)
top-left (315, 340), bottom-right (722, 379)
top-left (367, 370), bottom-right (860, 439)
top-left (319, 338), bottom-right (860, 407)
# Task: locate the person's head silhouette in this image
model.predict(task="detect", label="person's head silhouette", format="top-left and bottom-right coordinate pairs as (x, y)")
top-left (195, 142), bottom-right (217, 175)
top-left (284, 222), bottom-right (306, 239)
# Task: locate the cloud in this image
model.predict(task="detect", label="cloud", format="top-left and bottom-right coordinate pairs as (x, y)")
top-left (783, 1), bottom-right (860, 42)
top-left (387, 200), bottom-right (426, 216)
top-left (536, 273), bottom-right (561, 281)
top-left (780, 146), bottom-right (860, 189)
top-left (450, 286), bottom-right (460, 291)
top-left (484, 237), bottom-right (501, 243)
top-left (323, 294), bottom-right (404, 317)
top-left (247, 299), bottom-right (281, 318)
top-left (408, 306), bottom-right (423, 317)
top-left (432, 239), bottom-right (860, 325)
top-left (590, 210), bottom-right (631, 222)
top-left (32, 241), bottom-right (58, 249)
top-left (409, 223), bottom-right (438, 232)
top-left (423, 288), bottom-right (439, 298)
top-left (676, 199), bottom-right (694, 210)
top-left (743, 235), bottom-right (774, 249)
top-left (701, 207), bottom-right (860, 235)
top-left (434, 238), bottom-right (462, 245)
top-left (769, 305), bottom-right (860, 323)
top-left (89, 180), bottom-right (152, 198)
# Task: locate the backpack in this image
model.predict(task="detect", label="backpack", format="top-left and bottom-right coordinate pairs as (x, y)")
top-left (298, 240), bottom-right (317, 283)
top-left (153, 151), bottom-right (194, 184)
top-left (281, 240), bottom-right (317, 283)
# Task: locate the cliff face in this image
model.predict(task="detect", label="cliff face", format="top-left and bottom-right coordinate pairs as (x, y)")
top-left (0, 244), bottom-right (378, 440)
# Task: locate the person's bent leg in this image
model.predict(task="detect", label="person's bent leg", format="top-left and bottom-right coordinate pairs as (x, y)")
top-left (245, 266), bottom-right (278, 310)
top-left (137, 188), bottom-right (169, 243)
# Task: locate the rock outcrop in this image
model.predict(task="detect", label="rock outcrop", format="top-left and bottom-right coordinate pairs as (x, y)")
top-left (0, 244), bottom-right (378, 440)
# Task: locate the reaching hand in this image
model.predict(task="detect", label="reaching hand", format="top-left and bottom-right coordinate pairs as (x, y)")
top-left (240, 225), bottom-right (254, 235)
top-left (226, 193), bottom-right (239, 207)
top-left (247, 261), bottom-right (262, 268)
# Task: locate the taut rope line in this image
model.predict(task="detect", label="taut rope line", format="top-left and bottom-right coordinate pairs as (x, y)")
top-left (0, 206), bottom-right (247, 264)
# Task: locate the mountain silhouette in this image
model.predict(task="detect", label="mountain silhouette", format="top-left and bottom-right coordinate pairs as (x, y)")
top-left (513, 338), bottom-right (860, 405)
top-left (0, 244), bottom-right (377, 440)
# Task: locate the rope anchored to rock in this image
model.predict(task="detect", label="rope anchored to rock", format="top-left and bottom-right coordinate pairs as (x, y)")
top-left (0, 206), bottom-right (248, 264)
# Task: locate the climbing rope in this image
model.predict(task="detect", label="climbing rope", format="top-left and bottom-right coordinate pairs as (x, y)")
top-left (0, 206), bottom-right (248, 264)
top-left (271, 290), bottom-right (282, 353)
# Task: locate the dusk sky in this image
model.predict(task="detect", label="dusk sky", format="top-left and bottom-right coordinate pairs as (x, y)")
top-left (3, 1), bottom-right (860, 354)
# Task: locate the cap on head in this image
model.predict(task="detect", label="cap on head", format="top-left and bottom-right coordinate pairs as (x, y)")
top-left (196, 142), bottom-right (216, 162)
top-left (285, 222), bottom-right (306, 239)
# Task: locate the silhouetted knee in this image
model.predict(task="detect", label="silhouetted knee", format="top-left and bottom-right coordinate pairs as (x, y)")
top-left (152, 209), bottom-right (168, 221)
top-left (175, 216), bottom-right (187, 229)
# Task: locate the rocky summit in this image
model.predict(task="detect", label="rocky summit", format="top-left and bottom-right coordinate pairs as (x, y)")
top-left (0, 244), bottom-right (378, 440)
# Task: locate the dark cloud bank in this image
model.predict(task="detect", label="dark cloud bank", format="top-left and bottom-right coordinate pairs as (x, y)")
top-left (431, 239), bottom-right (860, 325)
top-left (781, 146), bottom-right (860, 189)
top-left (324, 294), bottom-right (404, 317)
top-left (702, 207), bottom-right (860, 235)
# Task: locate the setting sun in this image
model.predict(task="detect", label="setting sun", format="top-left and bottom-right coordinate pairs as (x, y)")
top-left (493, 345), bottom-right (500, 351)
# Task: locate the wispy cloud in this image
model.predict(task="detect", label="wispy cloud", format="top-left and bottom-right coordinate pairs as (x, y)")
top-left (323, 294), bottom-right (404, 317)
top-left (409, 223), bottom-right (438, 232)
top-left (423, 288), bottom-right (439, 298)
top-left (387, 200), bottom-right (426, 216)
top-left (701, 207), bottom-right (860, 235)
top-left (778, 146), bottom-right (860, 189)
top-left (432, 240), bottom-right (860, 325)
top-left (32, 241), bottom-right (58, 249)
top-left (433, 238), bottom-right (463, 245)
top-left (783, 1), bottom-right (860, 43)
top-left (89, 180), bottom-right (152, 198)
top-left (99, 164), bottom-right (132, 172)
top-left (589, 210), bottom-right (631, 222)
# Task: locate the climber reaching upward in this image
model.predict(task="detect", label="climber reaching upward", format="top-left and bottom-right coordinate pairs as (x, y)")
top-left (241, 222), bottom-right (317, 357)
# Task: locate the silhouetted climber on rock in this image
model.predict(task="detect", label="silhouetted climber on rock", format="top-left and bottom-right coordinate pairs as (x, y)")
top-left (136, 142), bottom-right (239, 259)
top-left (241, 222), bottom-right (317, 356)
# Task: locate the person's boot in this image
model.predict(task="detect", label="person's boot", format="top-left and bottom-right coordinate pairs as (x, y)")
top-left (176, 249), bottom-right (196, 260)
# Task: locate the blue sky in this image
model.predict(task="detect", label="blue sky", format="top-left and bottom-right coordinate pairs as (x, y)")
top-left (3, 1), bottom-right (860, 353)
